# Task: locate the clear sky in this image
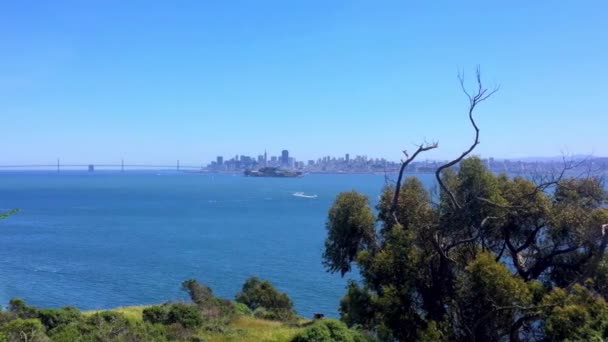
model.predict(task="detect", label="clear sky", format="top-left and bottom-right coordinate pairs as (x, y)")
top-left (1, 1), bottom-right (606, 165)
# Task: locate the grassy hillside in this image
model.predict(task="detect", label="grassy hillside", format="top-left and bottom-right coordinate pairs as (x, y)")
top-left (86, 305), bottom-right (306, 342)
top-left (1, 279), bottom-right (372, 341)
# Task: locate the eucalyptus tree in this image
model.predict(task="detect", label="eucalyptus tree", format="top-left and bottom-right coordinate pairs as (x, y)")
top-left (324, 68), bottom-right (608, 341)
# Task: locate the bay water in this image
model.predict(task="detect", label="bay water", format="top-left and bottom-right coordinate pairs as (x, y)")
top-left (0, 171), bottom-right (436, 317)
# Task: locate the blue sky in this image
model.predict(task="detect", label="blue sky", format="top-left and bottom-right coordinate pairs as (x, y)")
top-left (1, 1), bottom-right (606, 164)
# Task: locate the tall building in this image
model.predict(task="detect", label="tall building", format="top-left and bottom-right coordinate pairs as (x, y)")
top-left (345, 153), bottom-right (350, 163)
top-left (281, 150), bottom-right (289, 166)
top-left (216, 156), bottom-right (223, 165)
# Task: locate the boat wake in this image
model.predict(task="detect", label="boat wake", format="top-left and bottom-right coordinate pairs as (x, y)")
top-left (293, 192), bottom-right (318, 199)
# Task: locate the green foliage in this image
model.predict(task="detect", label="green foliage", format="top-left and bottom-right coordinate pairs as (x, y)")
top-left (456, 253), bottom-right (532, 340)
top-left (323, 191), bottom-right (376, 276)
top-left (143, 305), bottom-right (170, 324)
top-left (166, 303), bottom-right (203, 329)
top-left (236, 277), bottom-right (295, 322)
top-left (37, 307), bottom-right (82, 331)
top-left (46, 324), bottom-right (83, 342)
top-left (143, 303), bottom-right (203, 329)
top-left (182, 279), bottom-right (236, 327)
top-left (233, 302), bottom-right (252, 316)
top-left (542, 285), bottom-right (608, 341)
top-left (324, 156), bottom-right (608, 341)
top-left (82, 311), bottom-right (167, 341)
top-left (1, 318), bottom-right (48, 342)
top-left (417, 320), bottom-right (443, 342)
top-left (182, 279), bottom-right (215, 307)
top-left (8, 298), bottom-right (37, 319)
top-left (292, 319), bottom-right (371, 342)
top-left (339, 281), bottom-right (375, 328)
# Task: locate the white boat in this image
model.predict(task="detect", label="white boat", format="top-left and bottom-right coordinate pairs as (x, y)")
top-left (293, 192), bottom-right (318, 198)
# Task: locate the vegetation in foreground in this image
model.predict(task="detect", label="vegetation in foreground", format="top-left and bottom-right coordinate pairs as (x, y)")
top-left (0, 277), bottom-right (372, 342)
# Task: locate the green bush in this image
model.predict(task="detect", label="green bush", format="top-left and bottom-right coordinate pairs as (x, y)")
top-left (47, 324), bottom-right (83, 342)
top-left (181, 279), bottom-right (238, 331)
top-left (292, 322), bottom-right (332, 342)
top-left (182, 280), bottom-right (214, 307)
top-left (292, 319), bottom-right (372, 342)
top-left (83, 311), bottom-right (167, 341)
top-left (37, 307), bottom-right (82, 331)
top-left (234, 302), bottom-right (252, 316)
top-left (143, 305), bottom-right (170, 324)
top-left (1, 318), bottom-right (48, 342)
top-left (167, 303), bottom-right (203, 329)
top-left (236, 277), bottom-right (296, 321)
top-left (143, 303), bottom-right (203, 329)
top-left (8, 299), bottom-right (38, 319)
top-left (0, 311), bottom-right (16, 326)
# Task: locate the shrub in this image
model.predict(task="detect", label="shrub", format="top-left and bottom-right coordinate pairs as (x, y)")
top-left (252, 307), bottom-right (295, 322)
top-left (292, 319), bottom-right (372, 342)
top-left (234, 302), bottom-right (252, 316)
top-left (47, 324), bottom-right (83, 342)
top-left (292, 322), bottom-right (332, 342)
top-left (1, 318), bottom-right (48, 342)
top-left (182, 280), bottom-right (214, 307)
top-left (236, 277), bottom-right (295, 321)
top-left (84, 311), bottom-right (167, 341)
top-left (167, 303), bottom-right (203, 329)
top-left (143, 303), bottom-right (203, 329)
top-left (37, 306), bottom-right (82, 331)
top-left (143, 305), bottom-right (170, 324)
top-left (7, 299), bottom-right (37, 319)
top-left (0, 311), bottom-right (16, 326)
top-left (181, 279), bottom-right (237, 328)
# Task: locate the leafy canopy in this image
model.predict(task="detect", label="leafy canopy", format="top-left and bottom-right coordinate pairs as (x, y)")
top-left (324, 157), bottom-right (608, 341)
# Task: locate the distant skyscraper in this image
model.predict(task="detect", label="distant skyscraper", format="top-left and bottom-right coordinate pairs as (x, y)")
top-left (281, 150), bottom-right (289, 166)
top-left (345, 153), bottom-right (350, 163)
top-left (216, 156), bottom-right (223, 165)
top-left (264, 149), bottom-right (268, 167)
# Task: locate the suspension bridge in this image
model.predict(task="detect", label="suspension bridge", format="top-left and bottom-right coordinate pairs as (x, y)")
top-left (0, 160), bottom-right (206, 172)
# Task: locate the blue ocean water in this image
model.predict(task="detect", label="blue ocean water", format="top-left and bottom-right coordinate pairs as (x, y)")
top-left (0, 171), bottom-right (437, 317)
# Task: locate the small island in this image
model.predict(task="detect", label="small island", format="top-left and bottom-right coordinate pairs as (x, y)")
top-left (244, 167), bottom-right (303, 177)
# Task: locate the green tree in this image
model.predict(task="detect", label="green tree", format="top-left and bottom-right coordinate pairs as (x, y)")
top-left (322, 69), bottom-right (608, 341)
top-left (235, 277), bottom-right (295, 321)
top-left (323, 191), bottom-right (376, 276)
top-left (181, 279), bottom-right (236, 328)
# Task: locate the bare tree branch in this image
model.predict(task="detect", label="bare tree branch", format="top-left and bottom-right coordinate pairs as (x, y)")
top-left (435, 66), bottom-right (499, 210)
top-left (390, 142), bottom-right (438, 225)
top-left (445, 215), bottom-right (499, 252)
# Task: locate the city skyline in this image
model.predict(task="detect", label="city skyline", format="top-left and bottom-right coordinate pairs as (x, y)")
top-left (1, 147), bottom-right (607, 167)
top-left (3, 148), bottom-right (605, 174)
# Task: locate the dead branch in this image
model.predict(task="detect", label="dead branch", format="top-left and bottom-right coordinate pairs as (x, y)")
top-left (445, 215), bottom-right (499, 253)
top-left (390, 142), bottom-right (438, 225)
top-left (435, 66), bottom-right (499, 210)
